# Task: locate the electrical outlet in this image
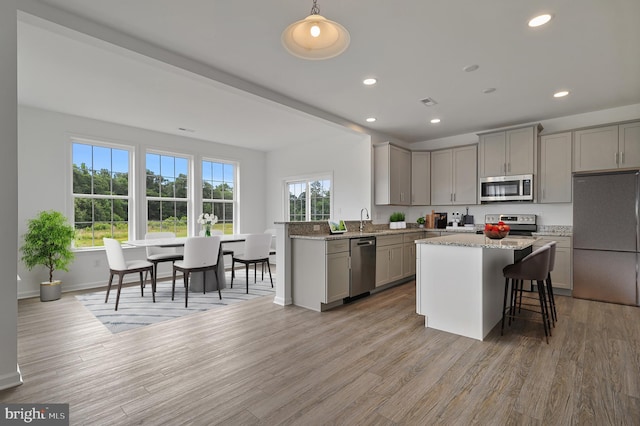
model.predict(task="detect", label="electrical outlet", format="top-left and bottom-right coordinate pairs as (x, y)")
top-left (313, 225), bottom-right (320, 231)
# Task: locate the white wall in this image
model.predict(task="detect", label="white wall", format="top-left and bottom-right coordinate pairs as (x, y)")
top-left (0, 0), bottom-right (21, 391)
top-left (17, 106), bottom-right (267, 298)
top-left (265, 133), bottom-right (372, 223)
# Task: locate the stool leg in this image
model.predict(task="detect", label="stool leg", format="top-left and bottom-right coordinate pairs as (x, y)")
top-left (536, 279), bottom-right (549, 343)
top-left (538, 281), bottom-right (552, 336)
top-left (546, 272), bottom-right (557, 324)
top-left (501, 277), bottom-right (510, 335)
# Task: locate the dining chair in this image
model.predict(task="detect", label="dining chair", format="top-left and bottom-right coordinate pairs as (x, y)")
top-left (231, 233), bottom-right (273, 294)
top-left (145, 231), bottom-right (183, 290)
top-left (172, 236), bottom-right (221, 308)
top-left (262, 228), bottom-right (277, 278)
top-left (103, 238), bottom-right (155, 311)
top-left (211, 230), bottom-right (235, 280)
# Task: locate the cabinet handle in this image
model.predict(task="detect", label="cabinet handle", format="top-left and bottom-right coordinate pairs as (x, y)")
top-left (615, 152), bottom-right (619, 164)
top-left (453, 193), bottom-right (456, 202)
top-left (542, 188), bottom-right (545, 200)
top-left (621, 151), bottom-right (625, 164)
top-left (507, 162), bottom-right (511, 173)
top-left (504, 163), bottom-right (507, 174)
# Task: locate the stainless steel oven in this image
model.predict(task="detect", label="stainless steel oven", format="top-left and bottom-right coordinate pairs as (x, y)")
top-left (479, 174), bottom-right (534, 203)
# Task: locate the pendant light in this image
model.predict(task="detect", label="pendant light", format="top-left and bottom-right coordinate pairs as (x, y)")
top-left (281, 0), bottom-right (350, 60)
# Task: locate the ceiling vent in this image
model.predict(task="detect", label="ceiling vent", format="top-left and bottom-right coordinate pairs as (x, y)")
top-left (420, 97), bottom-right (438, 106)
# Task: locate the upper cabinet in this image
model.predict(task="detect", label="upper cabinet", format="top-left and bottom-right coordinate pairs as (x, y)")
top-left (411, 151), bottom-right (430, 206)
top-left (478, 124), bottom-right (541, 177)
top-left (573, 121), bottom-right (640, 172)
top-left (431, 145), bottom-right (477, 205)
top-left (374, 143), bottom-right (411, 205)
top-left (539, 132), bottom-right (572, 203)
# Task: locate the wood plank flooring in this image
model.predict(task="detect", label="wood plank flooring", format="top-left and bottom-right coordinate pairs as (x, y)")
top-left (1, 281), bottom-right (639, 425)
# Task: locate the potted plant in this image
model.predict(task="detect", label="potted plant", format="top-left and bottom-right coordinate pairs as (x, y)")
top-left (389, 212), bottom-right (406, 229)
top-left (416, 216), bottom-right (426, 228)
top-left (21, 210), bottom-right (75, 302)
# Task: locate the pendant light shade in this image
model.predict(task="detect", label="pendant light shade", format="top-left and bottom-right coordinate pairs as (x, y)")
top-left (282, 1), bottom-right (350, 60)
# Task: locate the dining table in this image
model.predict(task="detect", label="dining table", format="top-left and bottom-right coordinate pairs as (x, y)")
top-left (126, 234), bottom-right (251, 292)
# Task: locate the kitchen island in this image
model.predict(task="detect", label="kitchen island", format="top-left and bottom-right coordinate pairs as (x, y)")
top-left (415, 233), bottom-right (537, 341)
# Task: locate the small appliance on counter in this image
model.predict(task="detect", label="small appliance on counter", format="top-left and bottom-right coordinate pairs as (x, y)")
top-left (463, 207), bottom-right (474, 226)
top-left (482, 214), bottom-right (537, 236)
top-left (434, 212), bottom-right (447, 229)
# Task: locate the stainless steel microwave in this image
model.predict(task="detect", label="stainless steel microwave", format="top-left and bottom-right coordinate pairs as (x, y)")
top-left (479, 174), bottom-right (534, 203)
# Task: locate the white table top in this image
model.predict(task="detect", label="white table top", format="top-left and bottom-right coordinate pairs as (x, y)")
top-left (126, 234), bottom-right (252, 247)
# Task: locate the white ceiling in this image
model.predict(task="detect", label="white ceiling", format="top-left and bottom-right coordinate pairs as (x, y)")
top-left (17, 0), bottom-right (640, 151)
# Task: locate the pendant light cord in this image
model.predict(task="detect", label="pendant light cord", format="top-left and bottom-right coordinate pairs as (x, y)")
top-left (310, 0), bottom-right (320, 15)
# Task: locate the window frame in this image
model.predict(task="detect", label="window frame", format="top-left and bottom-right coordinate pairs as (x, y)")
top-left (201, 158), bottom-right (238, 235)
top-left (284, 173), bottom-right (333, 222)
top-left (70, 137), bottom-right (134, 249)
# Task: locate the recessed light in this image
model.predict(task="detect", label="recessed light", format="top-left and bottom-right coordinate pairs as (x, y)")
top-left (528, 14), bottom-right (552, 27)
top-left (482, 88), bottom-right (496, 94)
top-left (430, 118), bottom-right (441, 124)
top-left (463, 64), bottom-right (479, 72)
top-left (363, 78), bottom-right (377, 86)
top-left (553, 90), bottom-right (569, 98)
top-left (366, 117), bottom-right (377, 123)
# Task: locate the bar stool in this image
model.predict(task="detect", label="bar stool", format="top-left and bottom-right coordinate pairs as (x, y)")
top-left (501, 244), bottom-right (552, 343)
top-left (545, 241), bottom-right (558, 324)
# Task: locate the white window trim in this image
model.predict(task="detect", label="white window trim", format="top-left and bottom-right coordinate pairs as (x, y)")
top-left (201, 157), bottom-right (239, 234)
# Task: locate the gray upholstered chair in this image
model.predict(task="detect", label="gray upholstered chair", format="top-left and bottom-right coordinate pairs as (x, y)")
top-left (231, 233), bottom-right (273, 294)
top-left (103, 238), bottom-right (154, 311)
top-left (172, 236), bottom-right (221, 308)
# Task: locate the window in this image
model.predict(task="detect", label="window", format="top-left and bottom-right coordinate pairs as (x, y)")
top-left (286, 177), bottom-right (331, 221)
top-left (72, 141), bottom-right (131, 247)
top-left (202, 160), bottom-right (236, 234)
top-left (146, 153), bottom-right (189, 236)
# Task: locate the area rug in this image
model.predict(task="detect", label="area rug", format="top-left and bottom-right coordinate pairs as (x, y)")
top-left (76, 270), bottom-right (275, 333)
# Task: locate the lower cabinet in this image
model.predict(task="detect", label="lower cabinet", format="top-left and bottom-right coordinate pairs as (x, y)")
top-left (376, 235), bottom-right (404, 287)
top-left (533, 236), bottom-right (572, 290)
top-left (291, 238), bottom-right (350, 311)
top-left (402, 232), bottom-right (425, 277)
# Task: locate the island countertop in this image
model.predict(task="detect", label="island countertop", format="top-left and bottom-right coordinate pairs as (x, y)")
top-left (415, 233), bottom-right (537, 250)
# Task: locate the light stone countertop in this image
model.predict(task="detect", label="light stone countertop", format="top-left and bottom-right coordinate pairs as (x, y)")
top-left (289, 228), bottom-right (430, 241)
top-left (415, 233), bottom-right (538, 250)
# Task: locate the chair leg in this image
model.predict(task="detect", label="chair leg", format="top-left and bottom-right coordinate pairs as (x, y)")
top-left (546, 273), bottom-right (557, 324)
top-left (536, 279), bottom-right (549, 344)
top-left (254, 262), bottom-right (257, 283)
top-left (153, 262), bottom-right (159, 292)
top-left (184, 271), bottom-right (190, 308)
top-left (231, 259), bottom-right (235, 288)
top-left (246, 263), bottom-right (250, 294)
top-left (140, 271), bottom-right (144, 297)
top-left (115, 273), bottom-right (124, 311)
top-left (266, 260), bottom-right (273, 287)
top-left (501, 277), bottom-right (510, 335)
top-left (105, 272), bottom-right (114, 303)
top-left (172, 268), bottom-right (177, 301)
top-left (203, 270), bottom-right (207, 295)
top-left (150, 268), bottom-right (155, 303)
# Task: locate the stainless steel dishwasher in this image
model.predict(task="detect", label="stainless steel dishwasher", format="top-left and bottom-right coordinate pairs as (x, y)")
top-left (349, 236), bottom-right (376, 298)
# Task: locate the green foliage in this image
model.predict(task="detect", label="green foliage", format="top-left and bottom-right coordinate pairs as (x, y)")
top-left (21, 211), bottom-right (75, 283)
top-left (389, 212), bottom-right (406, 222)
top-left (416, 216), bottom-right (426, 224)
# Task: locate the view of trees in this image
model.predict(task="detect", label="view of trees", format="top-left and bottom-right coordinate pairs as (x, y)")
top-left (289, 179), bottom-right (330, 221)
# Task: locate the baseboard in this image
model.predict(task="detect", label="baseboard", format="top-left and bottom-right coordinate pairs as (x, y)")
top-left (0, 365), bottom-right (23, 391)
top-left (273, 296), bottom-right (292, 306)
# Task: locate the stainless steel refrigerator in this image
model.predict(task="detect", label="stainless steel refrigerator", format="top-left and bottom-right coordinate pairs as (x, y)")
top-left (573, 171), bottom-right (639, 306)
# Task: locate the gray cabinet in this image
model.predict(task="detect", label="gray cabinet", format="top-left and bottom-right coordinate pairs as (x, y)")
top-left (539, 132), bottom-right (572, 203)
top-left (479, 124), bottom-right (540, 177)
top-left (411, 151), bottom-right (430, 205)
top-left (374, 143), bottom-right (411, 205)
top-left (375, 234), bottom-right (404, 287)
top-left (291, 238), bottom-right (350, 311)
top-left (402, 232), bottom-right (424, 277)
top-left (573, 122), bottom-right (640, 172)
top-left (533, 236), bottom-right (572, 290)
top-left (431, 145), bottom-right (477, 205)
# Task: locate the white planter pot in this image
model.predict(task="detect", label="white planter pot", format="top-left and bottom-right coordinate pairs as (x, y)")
top-left (389, 222), bottom-right (398, 229)
top-left (40, 280), bottom-right (62, 302)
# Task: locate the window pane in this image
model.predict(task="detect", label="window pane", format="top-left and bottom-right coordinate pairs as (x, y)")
top-left (161, 177), bottom-right (175, 197)
top-left (202, 160), bottom-right (236, 234)
top-left (146, 173), bottom-right (161, 197)
top-left (161, 155), bottom-right (175, 178)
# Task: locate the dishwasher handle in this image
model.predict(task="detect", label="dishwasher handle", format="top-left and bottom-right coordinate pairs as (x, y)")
top-left (356, 240), bottom-right (375, 246)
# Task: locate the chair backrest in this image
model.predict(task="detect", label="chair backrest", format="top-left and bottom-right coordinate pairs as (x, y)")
top-left (145, 232), bottom-right (178, 257)
top-left (546, 241), bottom-right (557, 272)
top-left (264, 228), bottom-right (276, 251)
top-left (103, 238), bottom-right (127, 270)
top-left (182, 236), bottom-right (221, 268)
top-left (516, 244), bottom-right (551, 281)
top-left (243, 233), bottom-right (272, 260)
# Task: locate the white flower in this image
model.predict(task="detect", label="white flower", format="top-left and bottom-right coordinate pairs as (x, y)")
top-left (197, 213), bottom-right (218, 225)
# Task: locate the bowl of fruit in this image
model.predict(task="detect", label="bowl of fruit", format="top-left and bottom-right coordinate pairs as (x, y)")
top-left (483, 221), bottom-right (510, 239)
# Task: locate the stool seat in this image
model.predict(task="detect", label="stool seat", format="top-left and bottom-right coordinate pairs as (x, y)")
top-left (501, 244), bottom-right (552, 343)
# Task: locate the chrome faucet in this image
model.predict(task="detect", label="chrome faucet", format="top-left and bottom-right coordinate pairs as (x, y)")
top-left (360, 208), bottom-right (369, 232)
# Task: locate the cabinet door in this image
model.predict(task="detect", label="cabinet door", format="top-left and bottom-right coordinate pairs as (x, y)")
top-left (389, 245), bottom-right (404, 282)
top-left (506, 127), bottom-right (535, 175)
top-left (411, 152), bottom-right (430, 205)
top-left (431, 149), bottom-right (453, 205)
top-left (619, 121), bottom-right (640, 168)
top-left (552, 247), bottom-right (572, 290)
top-left (403, 242), bottom-right (416, 277)
top-left (390, 145), bottom-right (411, 205)
top-left (573, 125), bottom-right (619, 171)
top-left (375, 246), bottom-right (390, 287)
top-left (479, 132), bottom-right (506, 177)
top-left (326, 252), bottom-right (350, 302)
top-left (452, 145), bottom-right (477, 205)
top-left (540, 132), bottom-right (572, 203)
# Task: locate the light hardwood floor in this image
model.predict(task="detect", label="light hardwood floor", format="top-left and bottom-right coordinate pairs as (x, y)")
top-left (1, 281), bottom-right (639, 425)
